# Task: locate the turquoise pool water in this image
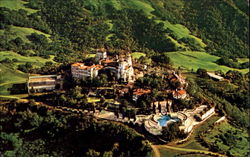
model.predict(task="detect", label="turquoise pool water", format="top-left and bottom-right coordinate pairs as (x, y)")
top-left (157, 115), bottom-right (179, 126)
top-left (158, 115), bottom-right (171, 126)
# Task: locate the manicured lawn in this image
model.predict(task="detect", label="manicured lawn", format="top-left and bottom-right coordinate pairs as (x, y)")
top-left (203, 121), bottom-right (250, 157)
top-left (86, 54), bottom-right (96, 58)
top-left (0, 0), bottom-right (38, 14)
top-left (0, 26), bottom-right (51, 43)
top-left (87, 97), bottom-right (101, 103)
top-left (166, 51), bottom-right (249, 73)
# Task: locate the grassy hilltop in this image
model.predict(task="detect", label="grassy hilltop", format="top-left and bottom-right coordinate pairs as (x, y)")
top-left (0, 0), bottom-right (249, 156)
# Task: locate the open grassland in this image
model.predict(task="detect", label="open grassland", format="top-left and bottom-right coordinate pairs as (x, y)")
top-left (237, 58), bottom-right (249, 63)
top-left (203, 121), bottom-right (250, 157)
top-left (166, 51), bottom-right (249, 73)
top-left (0, 0), bottom-right (37, 14)
top-left (0, 26), bottom-right (51, 43)
top-left (0, 51), bottom-right (54, 95)
top-left (0, 51), bottom-right (54, 68)
top-left (83, 0), bottom-right (155, 17)
top-left (155, 20), bottom-right (206, 48)
top-left (0, 64), bottom-right (27, 95)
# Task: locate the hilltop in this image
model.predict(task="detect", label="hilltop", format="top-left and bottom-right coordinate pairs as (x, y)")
top-left (1, 0), bottom-right (249, 96)
top-left (0, 1), bottom-right (249, 156)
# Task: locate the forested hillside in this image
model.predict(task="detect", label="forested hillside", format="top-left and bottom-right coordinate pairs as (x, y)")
top-left (0, 0), bottom-right (249, 97)
top-left (0, 0), bottom-right (249, 156)
top-left (1, 0), bottom-right (249, 57)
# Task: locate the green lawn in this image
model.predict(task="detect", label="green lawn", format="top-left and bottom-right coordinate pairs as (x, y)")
top-left (87, 97), bottom-right (101, 103)
top-left (86, 54), bottom-right (96, 58)
top-left (0, 26), bottom-right (51, 43)
top-left (166, 51), bottom-right (249, 73)
top-left (203, 121), bottom-right (250, 157)
top-left (0, 0), bottom-right (38, 14)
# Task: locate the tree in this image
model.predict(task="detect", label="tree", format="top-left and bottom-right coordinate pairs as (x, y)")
top-left (152, 54), bottom-right (171, 65)
top-left (72, 86), bottom-right (83, 99)
top-left (85, 149), bottom-right (100, 157)
top-left (103, 151), bottom-right (113, 157)
top-left (17, 62), bottom-right (33, 73)
top-left (197, 68), bottom-right (208, 78)
top-left (225, 70), bottom-right (243, 83)
top-left (161, 122), bottom-right (181, 141)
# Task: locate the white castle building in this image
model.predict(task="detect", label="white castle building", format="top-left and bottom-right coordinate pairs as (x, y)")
top-left (95, 48), bottom-right (107, 62)
top-left (71, 49), bottom-right (135, 83)
top-left (71, 63), bottom-right (103, 80)
top-left (117, 53), bottom-right (135, 82)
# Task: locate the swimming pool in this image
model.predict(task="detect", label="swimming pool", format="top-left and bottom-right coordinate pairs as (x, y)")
top-left (157, 115), bottom-right (178, 126)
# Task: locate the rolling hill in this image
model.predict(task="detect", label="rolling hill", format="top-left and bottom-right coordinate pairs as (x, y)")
top-left (0, 0), bottom-right (249, 97)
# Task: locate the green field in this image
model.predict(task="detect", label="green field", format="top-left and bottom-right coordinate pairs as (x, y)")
top-left (155, 20), bottom-right (206, 49)
top-left (0, 26), bottom-right (51, 43)
top-left (203, 121), bottom-right (250, 157)
top-left (0, 51), bottom-right (55, 95)
top-left (0, 0), bottom-right (38, 14)
top-left (83, 0), bottom-right (155, 17)
top-left (166, 51), bottom-right (249, 73)
top-left (0, 64), bottom-right (27, 95)
top-left (131, 52), bottom-right (146, 59)
top-left (0, 51), bottom-right (54, 68)
top-left (237, 58), bottom-right (249, 63)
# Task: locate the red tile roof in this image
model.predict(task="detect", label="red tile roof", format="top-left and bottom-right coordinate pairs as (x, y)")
top-left (173, 90), bottom-right (187, 96)
top-left (133, 88), bottom-right (151, 96)
top-left (102, 59), bottom-right (114, 64)
top-left (72, 63), bottom-right (103, 70)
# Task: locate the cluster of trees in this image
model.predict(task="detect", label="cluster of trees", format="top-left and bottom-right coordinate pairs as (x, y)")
top-left (151, 54), bottom-right (171, 66)
top-left (193, 69), bottom-right (250, 128)
top-left (183, 0), bottom-right (249, 58)
top-left (0, 100), bottom-right (151, 157)
top-left (161, 122), bottom-right (187, 142)
top-left (17, 62), bottom-right (33, 73)
top-left (108, 9), bottom-right (178, 52)
top-left (0, 7), bottom-right (51, 33)
top-left (199, 123), bottom-right (249, 156)
top-left (216, 57), bottom-right (249, 69)
top-left (149, 0), bottom-right (249, 58)
top-left (135, 74), bottom-right (169, 91)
